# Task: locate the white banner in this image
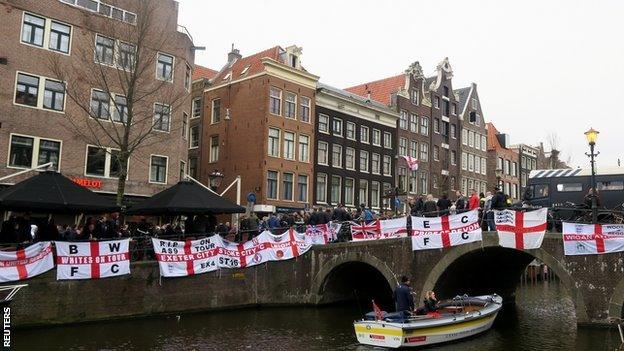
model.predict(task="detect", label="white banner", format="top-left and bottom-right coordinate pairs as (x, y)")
top-left (563, 222), bottom-right (624, 255)
top-left (152, 236), bottom-right (220, 277)
top-left (56, 239), bottom-right (130, 280)
top-left (411, 209), bottom-right (482, 250)
top-left (495, 208), bottom-right (548, 250)
top-left (0, 242), bottom-right (54, 282)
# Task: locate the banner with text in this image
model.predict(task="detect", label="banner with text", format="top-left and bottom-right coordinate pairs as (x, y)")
top-left (0, 242), bottom-right (54, 282)
top-left (411, 209), bottom-right (482, 250)
top-left (152, 236), bottom-right (221, 277)
top-left (56, 239), bottom-right (130, 280)
top-left (563, 222), bottom-right (624, 255)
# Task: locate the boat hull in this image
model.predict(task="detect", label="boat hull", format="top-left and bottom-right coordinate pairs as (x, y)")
top-left (354, 294), bottom-right (502, 348)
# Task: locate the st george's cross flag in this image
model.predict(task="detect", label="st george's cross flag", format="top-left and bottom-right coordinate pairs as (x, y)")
top-left (411, 209), bottom-right (482, 250)
top-left (562, 222), bottom-right (624, 255)
top-left (152, 236), bottom-right (220, 277)
top-left (0, 242), bottom-right (54, 282)
top-left (264, 228), bottom-right (311, 261)
top-left (401, 155), bottom-right (419, 171)
top-left (56, 239), bottom-right (130, 280)
top-left (495, 208), bottom-right (548, 250)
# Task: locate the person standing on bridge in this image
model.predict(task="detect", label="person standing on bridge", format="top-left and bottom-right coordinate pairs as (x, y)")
top-left (393, 276), bottom-right (415, 314)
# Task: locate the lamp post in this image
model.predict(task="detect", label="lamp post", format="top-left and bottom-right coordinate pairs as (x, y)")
top-left (584, 128), bottom-right (600, 223)
top-left (208, 169), bottom-right (224, 192)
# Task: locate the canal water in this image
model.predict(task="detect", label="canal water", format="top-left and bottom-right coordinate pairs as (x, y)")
top-left (14, 281), bottom-right (621, 350)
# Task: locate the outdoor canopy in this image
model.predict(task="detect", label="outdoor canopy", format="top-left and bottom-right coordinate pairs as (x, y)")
top-left (0, 171), bottom-right (120, 214)
top-left (125, 180), bottom-right (245, 215)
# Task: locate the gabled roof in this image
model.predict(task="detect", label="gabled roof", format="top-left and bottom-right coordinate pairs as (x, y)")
top-left (455, 86), bottom-right (471, 114)
top-left (317, 82), bottom-right (397, 115)
top-left (210, 46), bottom-right (282, 87)
top-left (344, 74), bottom-right (404, 106)
top-left (192, 65), bottom-right (218, 81)
top-left (486, 122), bottom-right (500, 151)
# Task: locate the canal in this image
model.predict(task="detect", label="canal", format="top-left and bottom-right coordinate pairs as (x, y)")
top-left (13, 281), bottom-right (621, 350)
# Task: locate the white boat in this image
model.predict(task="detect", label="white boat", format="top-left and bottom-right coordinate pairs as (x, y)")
top-left (353, 294), bottom-right (503, 348)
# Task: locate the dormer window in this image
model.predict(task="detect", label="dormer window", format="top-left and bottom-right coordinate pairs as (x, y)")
top-left (289, 54), bottom-right (297, 68)
top-left (222, 72), bottom-right (231, 80)
top-left (411, 90), bottom-right (419, 105)
top-left (443, 86), bottom-right (449, 97)
top-left (240, 65), bottom-right (250, 75)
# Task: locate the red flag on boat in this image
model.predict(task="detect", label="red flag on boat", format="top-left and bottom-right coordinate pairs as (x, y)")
top-left (372, 300), bottom-right (383, 321)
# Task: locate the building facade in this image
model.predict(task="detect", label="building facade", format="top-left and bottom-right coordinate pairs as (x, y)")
top-left (456, 83), bottom-right (489, 196)
top-left (0, 0), bottom-right (194, 201)
top-left (511, 143), bottom-right (539, 197)
top-left (314, 84), bottom-right (397, 210)
top-left (486, 123), bottom-right (520, 200)
top-left (200, 46), bottom-right (318, 212)
top-left (188, 65), bottom-right (218, 180)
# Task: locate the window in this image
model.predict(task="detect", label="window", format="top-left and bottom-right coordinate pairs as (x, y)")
top-left (409, 140), bottom-right (418, 158)
top-left (474, 134), bottom-right (480, 150)
top-left (188, 157), bottom-right (198, 179)
top-left (482, 135), bottom-right (487, 151)
top-left (468, 131), bottom-right (474, 147)
top-left (556, 183), bottom-right (583, 192)
top-left (433, 146), bottom-right (440, 161)
top-left (209, 136), bottom-right (219, 162)
top-left (284, 132), bottom-right (295, 160)
top-left (462, 129), bottom-right (468, 145)
top-left (90, 90), bottom-right (110, 119)
top-left (344, 178), bottom-right (355, 206)
top-left (300, 97), bottom-right (310, 122)
top-left (383, 183), bottom-right (391, 209)
top-left (21, 13), bottom-right (45, 47)
top-left (443, 100), bottom-right (450, 116)
top-left (62, 0), bottom-right (137, 24)
top-left (359, 180), bottom-right (368, 205)
top-left (383, 155), bottom-right (391, 176)
top-left (298, 135), bottom-right (309, 162)
top-left (15, 73), bottom-right (39, 107)
top-left (182, 113), bottom-right (188, 140)
top-left (269, 87), bottom-right (283, 115)
top-left (598, 181), bottom-right (624, 191)
top-left (372, 129), bottom-right (381, 146)
top-left (383, 132), bottom-right (392, 148)
top-left (345, 122), bottom-right (356, 140)
top-left (43, 80), bottom-right (65, 111)
top-left (9, 135), bottom-right (61, 171)
top-left (468, 154), bottom-right (474, 171)
top-left (190, 126), bottom-right (199, 148)
top-left (184, 64), bottom-right (191, 91)
top-left (398, 167), bottom-right (407, 191)
top-left (450, 124), bottom-right (456, 139)
top-left (420, 143), bottom-right (429, 162)
top-left (284, 92), bottom-right (296, 118)
top-left (474, 155), bottom-right (480, 173)
top-left (409, 114), bottom-right (418, 133)
top-left (497, 157), bottom-right (503, 170)
top-left (360, 126), bottom-right (369, 143)
top-left (419, 172), bottom-right (428, 194)
top-left (149, 156), bottom-right (167, 183)
top-left (399, 110), bottom-right (408, 130)
top-left (192, 98), bottom-right (202, 118)
top-left (332, 144), bottom-right (342, 168)
top-left (420, 117), bottom-right (429, 135)
top-left (451, 103), bottom-right (457, 115)
top-left (318, 114), bottom-right (329, 133)
top-left (153, 103), bottom-right (171, 132)
top-left (372, 153), bottom-right (381, 174)
top-left (95, 34), bottom-right (115, 65)
top-left (118, 41), bottom-right (136, 70)
top-left (434, 118), bottom-right (440, 134)
top-left (331, 176), bottom-right (341, 204)
top-left (371, 182), bottom-right (380, 208)
top-left (268, 128), bottom-right (280, 157)
top-left (316, 174), bottom-right (327, 203)
top-left (433, 174), bottom-right (438, 189)
top-left (399, 138), bottom-right (407, 156)
top-left (84, 146), bottom-right (121, 178)
top-left (267, 171), bottom-right (278, 199)
top-left (211, 99), bottom-right (221, 123)
top-left (461, 152), bottom-right (467, 170)
top-left (504, 159), bottom-right (510, 175)
top-left (451, 150), bottom-right (457, 166)
top-left (282, 173), bottom-right (294, 201)
top-left (179, 160), bottom-right (186, 180)
top-left (317, 141), bottom-right (328, 165)
top-left (49, 21), bottom-right (71, 53)
top-left (512, 162), bottom-right (518, 177)
top-left (525, 184), bottom-right (549, 199)
top-left (332, 118), bottom-right (343, 136)
top-left (346, 147), bottom-right (355, 170)
top-left (472, 98), bottom-right (478, 109)
top-left (156, 53), bottom-right (174, 82)
top-left (434, 96), bottom-right (440, 109)
top-left (411, 90), bottom-right (419, 105)
top-left (112, 95), bottom-right (127, 123)
top-left (298, 175), bottom-right (308, 202)
top-left (504, 182), bottom-right (510, 196)
top-left (409, 170), bottom-right (418, 193)
top-left (360, 150), bottom-right (369, 172)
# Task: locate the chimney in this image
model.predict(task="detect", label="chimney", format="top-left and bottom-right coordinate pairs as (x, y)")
top-left (227, 43), bottom-right (241, 64)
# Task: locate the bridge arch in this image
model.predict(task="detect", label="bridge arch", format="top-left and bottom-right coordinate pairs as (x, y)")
top-left (311, 253), bottom-right (398, 310)
top-left (419, 241), bottom-right (589, 324)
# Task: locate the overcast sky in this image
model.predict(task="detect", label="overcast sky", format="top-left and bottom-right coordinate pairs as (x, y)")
top-left (178, 0), bottom-right (623, 168)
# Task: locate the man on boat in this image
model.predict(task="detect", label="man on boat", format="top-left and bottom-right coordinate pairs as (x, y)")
top-left (393, 276), bottom-right (415, 314)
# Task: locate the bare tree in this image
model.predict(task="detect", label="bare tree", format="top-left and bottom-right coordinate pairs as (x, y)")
top-left (50, 0), bottom-right (188, 205)
top-left (545, 132), bottom-right (571, 169)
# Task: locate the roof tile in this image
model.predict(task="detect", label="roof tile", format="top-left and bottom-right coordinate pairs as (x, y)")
top-left (192, 65), bottom-right (218, 81)
top-left (344, 74), bottom-right (405, 106)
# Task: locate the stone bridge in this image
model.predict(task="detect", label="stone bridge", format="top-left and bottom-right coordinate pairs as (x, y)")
top-left (10, 233), bottom-right (624, 327)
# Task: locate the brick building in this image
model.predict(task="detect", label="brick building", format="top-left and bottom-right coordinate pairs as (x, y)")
top-left (511, 143), bottom-right (539, 197)
top-left (345, 58), bottom-right (463, 201)
top-left (456, 83), bottom-right (489, 196)
top-left (188, 65), bottom-right (218, 180)
top-left (0, 0), bottom-right (195, 202)
top-left (200, 46), bottom-right (319, 212)
top-left (486, 123), bottom-right (520, 200)
top-left (314, 83), bottom-right (398, 210)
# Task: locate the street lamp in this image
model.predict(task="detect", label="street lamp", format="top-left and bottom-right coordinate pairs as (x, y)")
top-left (584, 128), bottom-right (600, 223)
top-left (495, 168), bottom-right (503, 190)
top-left (208, 169), bottom-right (224, 192)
